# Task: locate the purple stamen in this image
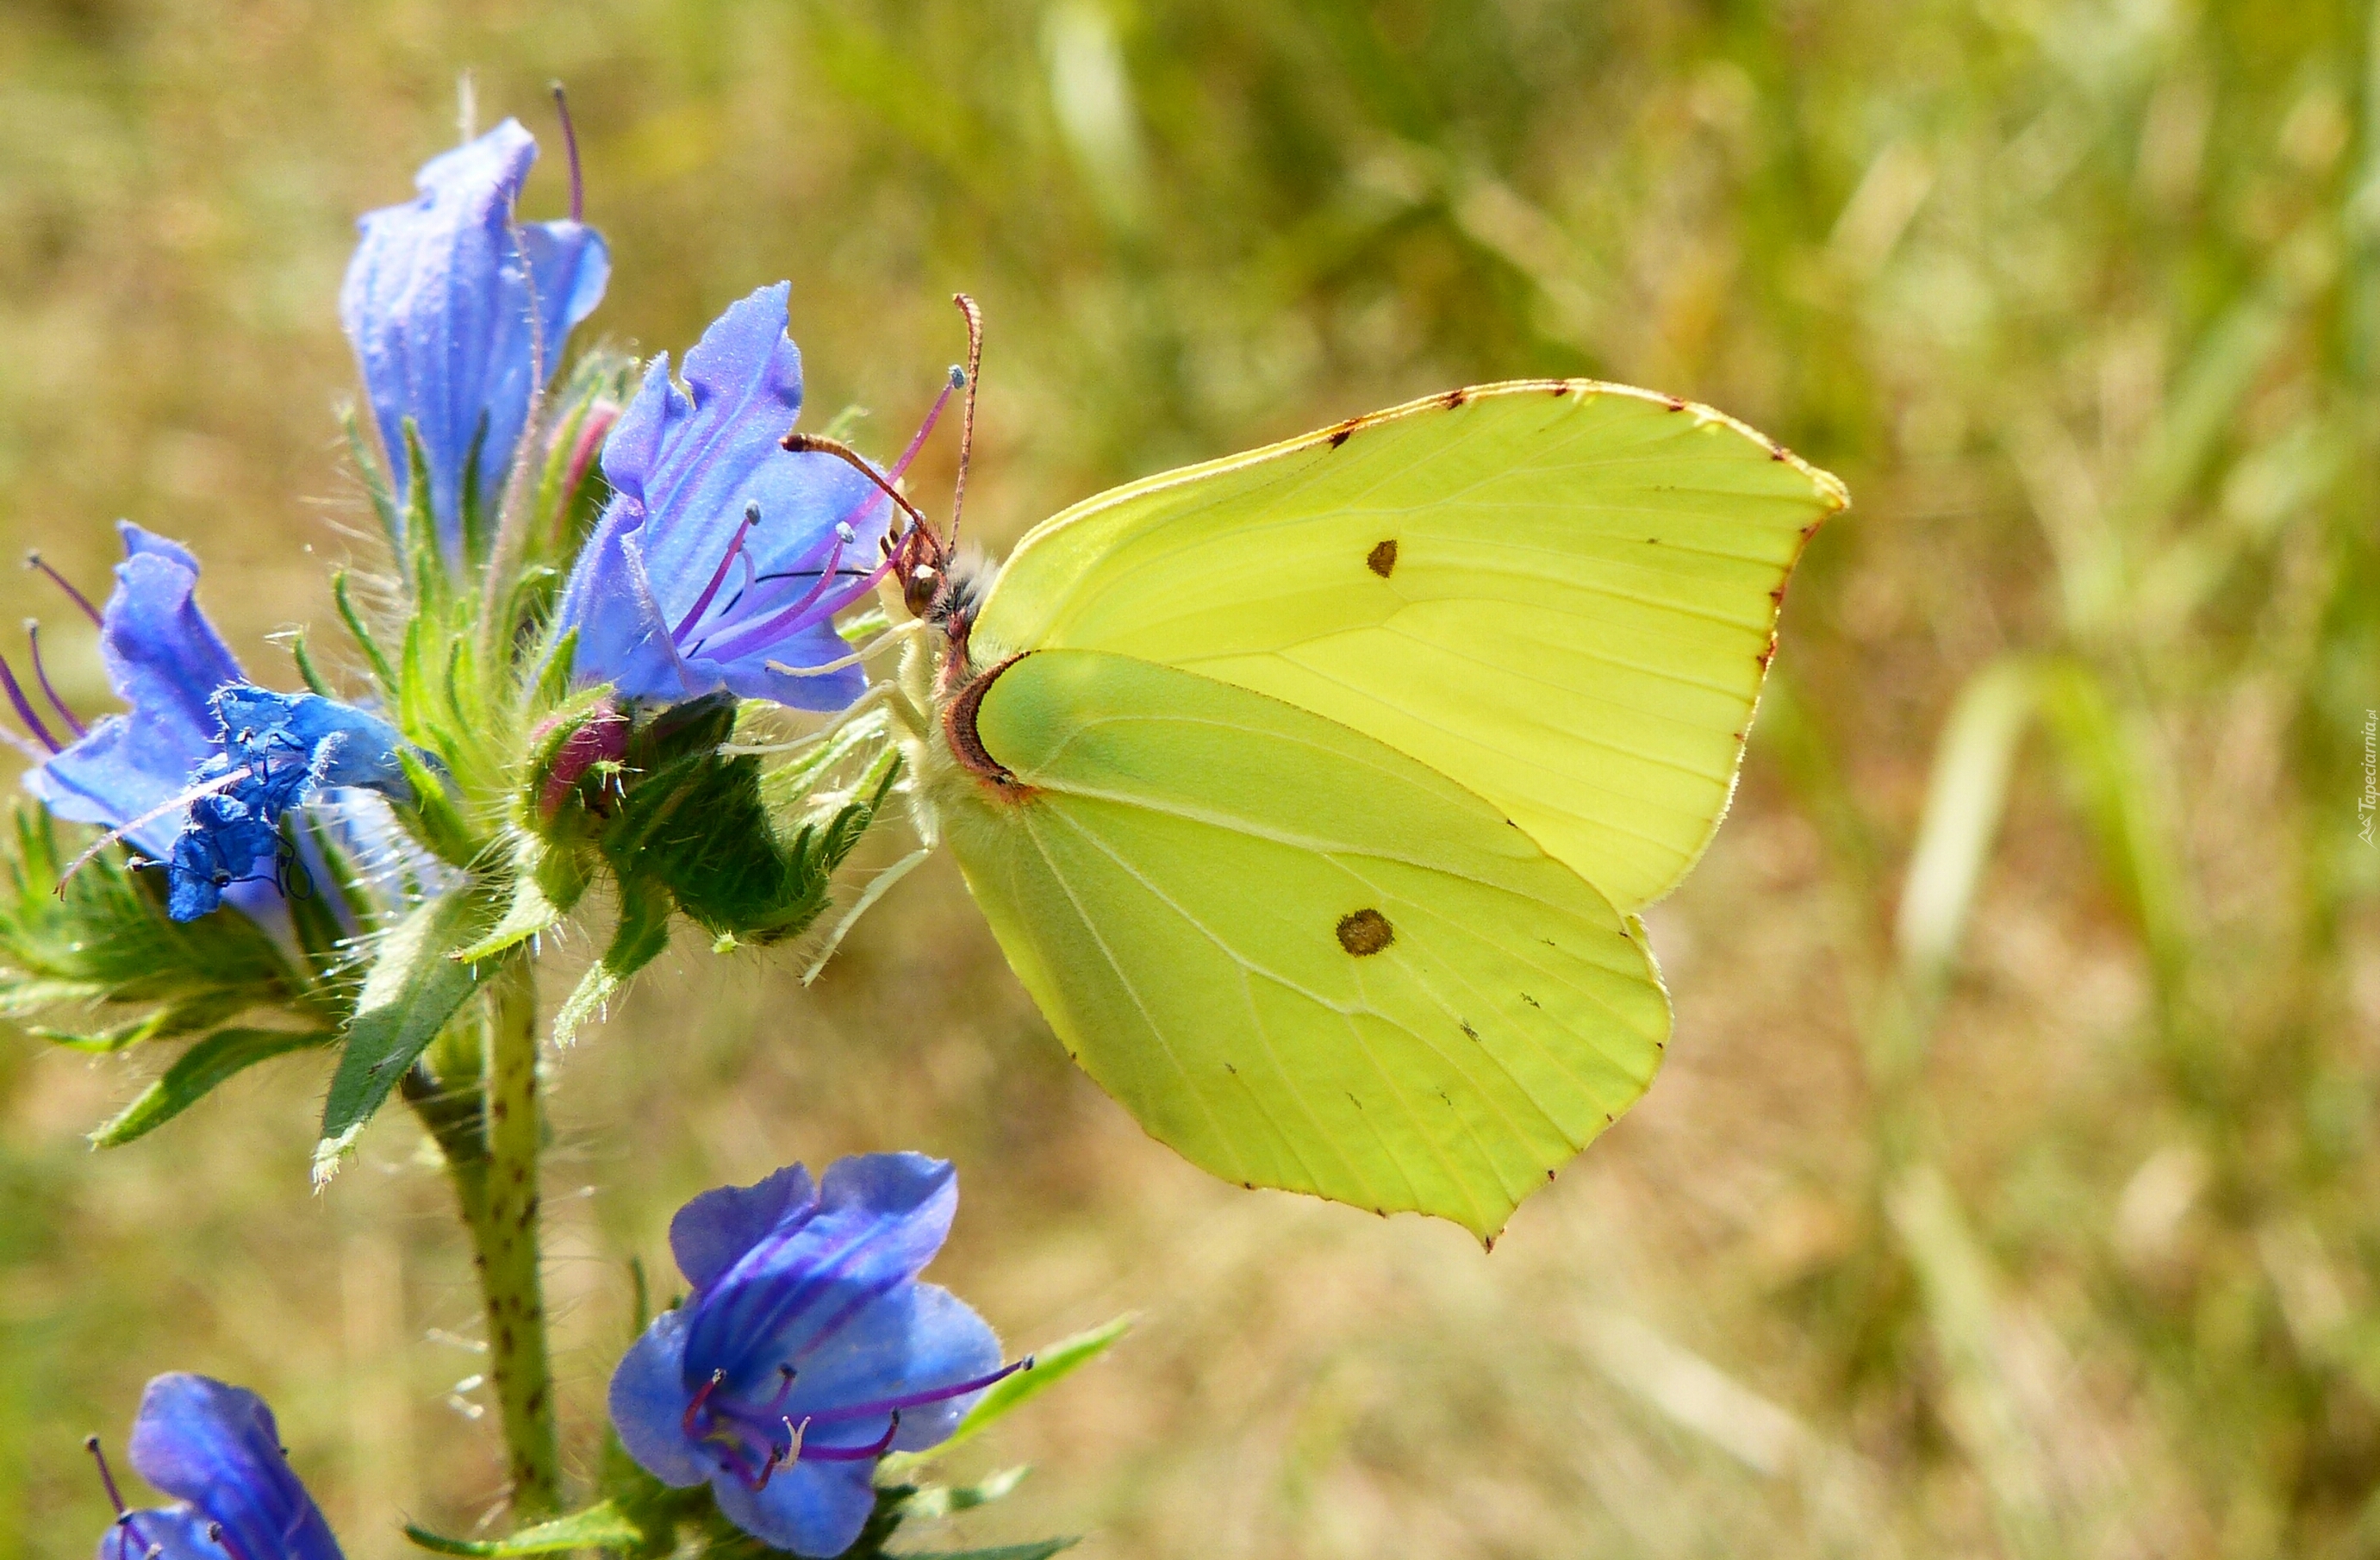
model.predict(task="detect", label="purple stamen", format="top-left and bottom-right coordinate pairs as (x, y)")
top-left (672, 501), bottom-right (760, 640)
top-left (710, 1436), bottom-right (771, 1490)
top-left (550, 83), bottom-right (584, 224)
top-left (90, 1435), bottom-right (159, 1560)
top-left (26, 551), bottom-right (102, 627)
top-left (797, 1356), bottom-right (1031, 1426)
top-left (795, 1411), bottom-right (901, 1463)
top-left (682, 1367), bottom-right (726, 1440)
top-left (696, 533), bottom-right (848, 659)
top-left (26, 622), bottom-right (86, 739)
top-left (706, 543), bottom-right (869, 634)
top-left (207, 1519), bottom-right (258, 1560)
top-left (890, 367), bottom-right (964, 484)
top-left (813, 366), bottom-right (962, 546)
top-left (698, 540), bottom-right (895, 666)
top-left (84, 1434), bottom-right (128, 1516)
top-left (0, 650), bottom-right (61, 754)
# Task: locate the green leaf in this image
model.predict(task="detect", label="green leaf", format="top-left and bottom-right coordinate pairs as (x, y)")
top-left (0, 807), bottom-right (311, 1032)
top-left (881, 1314), bottom-right (1132, 1477)
top-left (332, 570), bottom-right (400, 698)
top-left (555, 876), bottom-right (671, 1045)
top-left (453, 837), bottom-right (585, 964)
top-left (289, 627), bottom-right (336, 697)
top-left (458, 413), bottom-right (492, 566)
top-left (300, 811), bottom-right (383, 943)
top-left (400, 417), bottom-right (445, 609)
top-left (31, 990), bottom-right (246, 1053)
top-left (0, 977), bottom-right (109, 1019)
top-left (402, 1501), bottom-right (645, 1556)
top-left (91, 1027), bottom-right (333, 1147)
top-left (340, 400), bottom-right (402, 560)
top-left (530, 627), bottom-right (582, 714)
top-left (314, 885), bottom-right (507, 1182)
top-left (395, 748), bottom-right (483, 871)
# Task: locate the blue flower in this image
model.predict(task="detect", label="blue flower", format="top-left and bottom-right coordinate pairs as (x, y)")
top-left (89, 1373), bottom-right (343, 1560)
top-left (608, 1153), bottom-right (1024, 1557)
top-left (16, 524), bottom-right (418, 923)
top-left (341, 117), bottom-right (610, 564)
top-left (22, 525), bottom-right (241, 862)
top-left (553, 284), bottom-right (895, 714)
top-left (163, 687), bottom-right (417, 922)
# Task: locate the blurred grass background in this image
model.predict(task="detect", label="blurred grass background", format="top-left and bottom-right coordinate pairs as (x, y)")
top-left (2, 0), bottom-right (2377, 1555)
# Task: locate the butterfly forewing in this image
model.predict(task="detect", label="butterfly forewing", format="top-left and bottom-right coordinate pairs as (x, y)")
top-left (969, 382), bottom-right (1847, 913)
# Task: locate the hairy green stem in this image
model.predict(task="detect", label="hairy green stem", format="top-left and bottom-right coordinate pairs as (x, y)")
top-left (408, 958), bottom-right (562, 1519)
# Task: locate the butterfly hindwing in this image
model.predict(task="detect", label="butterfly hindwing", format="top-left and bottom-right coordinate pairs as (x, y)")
top-left (933, 648), bottom-right (1669, 1239)
top-left (969, 382), bottom-right (1847, 913)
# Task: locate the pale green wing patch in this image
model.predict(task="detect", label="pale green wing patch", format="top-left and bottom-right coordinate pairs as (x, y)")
top-left (938, 649), bottom-right (1668, 1239)
top-left (970, 382), bottom-right (1846, 913)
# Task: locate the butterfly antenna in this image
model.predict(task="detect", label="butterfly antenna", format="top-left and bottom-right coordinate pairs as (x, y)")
top-left (781, 432), bottom-right (938, 538)
top-left (949, 293), bottom-right (983, 550)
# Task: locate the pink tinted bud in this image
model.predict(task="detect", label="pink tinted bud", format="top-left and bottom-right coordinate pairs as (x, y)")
top-left (536, 697), bottom-right (628, 817)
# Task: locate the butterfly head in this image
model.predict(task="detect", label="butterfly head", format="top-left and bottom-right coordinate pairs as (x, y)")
top-left (784, 293), bottom-right (989, 677)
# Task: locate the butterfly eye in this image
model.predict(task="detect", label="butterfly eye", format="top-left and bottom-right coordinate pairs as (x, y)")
top-left (903, 563), bottom-right (941, 620)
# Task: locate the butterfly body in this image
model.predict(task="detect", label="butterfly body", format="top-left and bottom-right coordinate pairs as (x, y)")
top-left (900, 379), bottom-right (1846, 1239)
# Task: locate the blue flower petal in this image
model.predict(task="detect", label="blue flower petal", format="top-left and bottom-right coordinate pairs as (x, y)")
top-left (670, 1164), bottom-right (818, 1295)
top-left (213, 688), bottom-right (414, 800)
top-left (94, 1503), bottom-right (217, 1560)
top-left (125, 1375), bottom-right (343, 1560)
top-left (781, 1282), bottom-right (1003, 1454)
top-left (606, 1309), bottom-right (710, 1489)
top-left (119, 522), bottom-right (202, 573)
top-left (609, 1154), bottom-right (1001, 1557)
top-left (158, 687), bottom-right (418, 922)
top-left (24, 524), bottom-right (243, 858)
top-left (683, 1152), bottom-right (960, 1395)
top-left (601, 284), bottom-right (806, 546)
top-left (166, 792), bottom-right (282, 922)
top-left (341, 118), bottom-right (609, 562)
top-left (554, 284), bottom-right (889, 713)
top-left (709, 1457), bottom-right (878, 1558)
